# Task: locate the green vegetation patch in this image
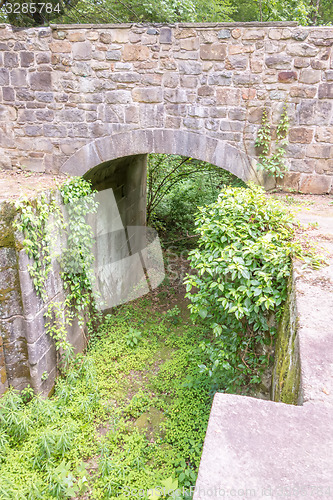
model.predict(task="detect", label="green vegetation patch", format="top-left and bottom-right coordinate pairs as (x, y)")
top-left (0, 298), bottom-right (213, 499)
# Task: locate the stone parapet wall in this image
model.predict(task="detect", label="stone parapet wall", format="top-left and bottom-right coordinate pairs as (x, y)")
top-left (0, 22), bottom-right (333, 192)
top-left (0, 198), bottom-right (86, 396)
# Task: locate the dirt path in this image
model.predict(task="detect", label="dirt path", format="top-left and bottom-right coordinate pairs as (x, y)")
top-left (0, 169), bottom-right (67, 203)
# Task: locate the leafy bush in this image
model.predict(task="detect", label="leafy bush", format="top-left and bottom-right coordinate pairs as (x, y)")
top-left (184, 184), bottom-right (297, 391)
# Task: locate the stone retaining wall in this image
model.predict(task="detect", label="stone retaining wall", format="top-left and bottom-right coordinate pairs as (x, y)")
top-left (0, 198), bottom-right (84, 396)
top-left (0, 151), bottom-right (147, 396)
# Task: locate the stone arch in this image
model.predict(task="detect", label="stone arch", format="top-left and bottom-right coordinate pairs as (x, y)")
top-left (60, 129), bottom-right (258, 183)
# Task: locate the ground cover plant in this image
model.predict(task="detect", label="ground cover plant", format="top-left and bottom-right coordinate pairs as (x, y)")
top-left (0, 287), bottom-right (214, 499)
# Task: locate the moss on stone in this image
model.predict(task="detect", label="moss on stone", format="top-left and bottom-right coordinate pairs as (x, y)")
top-left (0, 202), bottom-right (16, 248)
top-left (272, 271), bottom-right (301, 405)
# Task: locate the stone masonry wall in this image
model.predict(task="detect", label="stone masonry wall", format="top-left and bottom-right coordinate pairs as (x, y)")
top-left (0, 152), bottom-right (147, 397)
top-left (0, 22), bottom-right (333, 192)
top-left (0, 197), bottom-right (86, 396)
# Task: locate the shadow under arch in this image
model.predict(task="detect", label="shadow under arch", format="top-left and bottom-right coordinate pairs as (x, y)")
top-left (60, 129), bottom-right (259, 184)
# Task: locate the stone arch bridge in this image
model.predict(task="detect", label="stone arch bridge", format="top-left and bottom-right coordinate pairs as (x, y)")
top-left (1, 21), bottom-right (333, 205)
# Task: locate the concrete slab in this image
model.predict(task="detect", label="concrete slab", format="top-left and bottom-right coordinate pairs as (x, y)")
top-left (194, 395), bottom-right (333, 498)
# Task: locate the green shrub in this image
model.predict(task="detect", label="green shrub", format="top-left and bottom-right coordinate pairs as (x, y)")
top-left (184, 184), bottom-right (297, 391)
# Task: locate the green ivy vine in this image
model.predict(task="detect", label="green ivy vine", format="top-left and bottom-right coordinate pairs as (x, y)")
top-left (14, 194), bottom-right (62, 302)
top-left (255, 105), bottom-right (289, 179)
top-left (15, 178), bottom-right (100, 372)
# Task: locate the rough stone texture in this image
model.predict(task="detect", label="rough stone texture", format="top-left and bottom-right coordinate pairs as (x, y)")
top-left (0, 23), bottom-right (332, 192)
top-left (194, 204), bottom-right (333, 498)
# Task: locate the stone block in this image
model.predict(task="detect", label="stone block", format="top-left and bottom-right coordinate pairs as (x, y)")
top-left (132, 88), bottom-right (163, 103)
top-left (278, 71), bottom-right (297, 83)
top-left (164, 88), bottom-right (188, 103)
top-left (0, 68), bottom-right (9, 86)
top-left (10, 68), bottom-right (27, 86)
top-left (29, 71), bottom-right (52, 91)
top-left (105, 90), bottom-right (131, 104)
top-left (43, 124), bottom-right (67, 138)
top-left (178, 61), bottom-right (202, 75)
top-left (268, 28), bottom-right (289, 40)
top-left (106, 50), bottom-right (121, 61)
top-left (290, 86), bottom-right (317, 98)
top-left (248, 107), bottom-right (265, 124)
top-left (35, 109), bottom-right (54, 122)
top-left (165, 115), bottom-right (181, 129)
top-left (139, 104), bottom-right (165, 128)
top-left (228, 107), bottom-right (246, 121)
top-left (208, 72), bottom-right (232, 86)
top-left (218, 29), bottom-right (231, 39)
top-left (205, 118), bottom-right (219, 131)
top-left (123, 45), bottom-right (149, 61)
top-left (219, 120), bottom-right (243, 131)
top-left (165, 104), bottom-right (188, 117)
top-left (111, 29), bottom-right (130, 43)
top-left (183, 117), bottom-right (203, 130)
top-left (325, 70), bottom-right (333, 81)
top-left (306, 144), bottom-right (333, 159)
top-left (125, 105), bottom-right (139, 123)
top-left (200, 44), bottom-right (226, 61)
top-left (20, 51), bottom-right (34, 67)
top-left (315, 127), bottom-right (333, 143)
top-left (59, 108), bottom-right (85, 122)
top-left (287, 43), bottom-right (319, 57)
top-left (174, 50), bottom-right (199, 61)
top-left (50, 41), bottom-right (71, 53)
top-left (292, 30), bottom-right (309, 41)
top-left (265, 55), bottom-right (292, 69)
top-left (231, 28), bottom-right (242, 39)
top-left (199, 31), bottom-right (217, 44)
top-left (229, 44), bottom-right (253, 55)
top-left (314, 159), bottom-right (333, 174)
top-left (242, 88), bottom-right (256, 100)
top-left (174, 28), bottom-right (196, 39)
top-left (100, 32), bottom-right (112, 44)
top-left (289, 127), bottom-right (313, 143)
top-left (198, 85), bottom-right (214, 97)
top-left (72, 41), bottom-right (92, 60)
top-left (242, 29), bottom-right (265, 40)
top-left (318, 83), bottom-right (333, 99)
top-left (4, 52), bottom-right (18, 68)
top-left (250, 57), bottom-right (263, 73)
top-left (226, 55), bottom-right (248, 70)
top-left (68, 32), bottom-right (86, 42)
top-left (311, 60), bottom-right (327, 70)
top-left (290, 159), bottom-right (315, 173)
top-left (104, 104), bottom-right (124, 123)
top-left (163, 73), bottom-right (179, 88)
top-left (216, 88), bottom-right (240, 105)
top-left (180, 38), bottom-right (199, 50)
top-left (286, 143), bottom-right (306, 159)
top-left (3, 86), bottom-right (14, 101)
top-left (299, 174), bottom-right (332, 194)
top-left (299, 69), bottom-right (321, 84)
top-left (188, 106), bottom-right (209, 118)
top-left (294, 57), bottom-right (310, 68)
top-left (233, 73), bottom-right (261, 86)
top-left (297, 100), bottom-right (332, 126)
